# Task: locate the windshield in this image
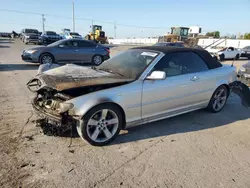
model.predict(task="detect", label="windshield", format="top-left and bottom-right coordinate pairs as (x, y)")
top-left (25, 29), bottom-right (38, 33)
top-left (70, 32), bottom-right (80, 36)
top-left (46, 31), bottom-right (56, 35)
top-left (96, 49), bottom-right (160, 79)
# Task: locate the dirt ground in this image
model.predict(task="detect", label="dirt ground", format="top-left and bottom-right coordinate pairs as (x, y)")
top-left (0, 39), bottom-right (250, 188)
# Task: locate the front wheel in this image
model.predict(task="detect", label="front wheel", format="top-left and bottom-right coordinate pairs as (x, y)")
top-left (207, 85), bottom-right (229, 113)
top-left (76, 104), bottom-right (123, 146)
top-left (39, 53), bottom-right (54, 64)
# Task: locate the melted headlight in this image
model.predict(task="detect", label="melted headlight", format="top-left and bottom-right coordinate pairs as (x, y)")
top-left (58, 103), bottom-right (74, 114)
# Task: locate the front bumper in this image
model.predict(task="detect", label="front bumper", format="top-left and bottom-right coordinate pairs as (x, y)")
top-left (238, 71), bottom-right (250, 86)
top-left (21, 53), bottom-right (39, 63)
top-left (31, 98), bottom-right (76, 126)
top-left (24, 38), bottom-right (39, 43)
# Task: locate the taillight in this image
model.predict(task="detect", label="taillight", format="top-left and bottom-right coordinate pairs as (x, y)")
top-left (105, 48), bottom-right (110, 54)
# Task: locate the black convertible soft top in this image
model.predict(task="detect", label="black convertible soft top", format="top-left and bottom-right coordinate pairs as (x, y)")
top-left (132, 46), bottom-right (223, 69)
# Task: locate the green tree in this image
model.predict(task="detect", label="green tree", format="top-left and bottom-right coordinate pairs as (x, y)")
top-left (205, 31), bottom-right (220, 38)
top-left (244, 33), bottom-right (250, 39)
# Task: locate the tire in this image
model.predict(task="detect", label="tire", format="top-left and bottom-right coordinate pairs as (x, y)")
top-left (207, 85), bottom-right (229, 113)
top-left (92, 55), bottom-right (103, 65)
top-left (76, 104), bottom-right (123, 146)
top-left (39, 53), bottom-right (54, 64)
top-left (219, 54), bottom-right (225, 61)
top-left (235, 54), bottom-right (240, 60)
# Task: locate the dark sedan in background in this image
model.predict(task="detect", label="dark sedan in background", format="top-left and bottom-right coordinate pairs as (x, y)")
top-left (21, 39), bottom-right (110, 65)
top-left (241, 46), bottom-right (250, 58)
top-left (38, 31), bottom-right (61, 45)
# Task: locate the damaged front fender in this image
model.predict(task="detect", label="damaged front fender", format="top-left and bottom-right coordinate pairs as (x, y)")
top-left (229, 81), bottom-right (250, 108)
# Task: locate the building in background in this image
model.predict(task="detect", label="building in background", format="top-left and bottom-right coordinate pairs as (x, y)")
top-left (188, 26), bottom-right (202, 38)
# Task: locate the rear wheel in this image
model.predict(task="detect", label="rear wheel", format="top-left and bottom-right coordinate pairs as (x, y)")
top-left (76, 104), bottom-right (123, 146)
top-left (39, 53), bottom-right (54, 64)
top-left (92, 55), bottom-right (103, 65)
top-left (207, 85), bottom-right (229, 113)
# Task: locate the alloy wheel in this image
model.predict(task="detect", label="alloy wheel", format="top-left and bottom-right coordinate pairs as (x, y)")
top-left (42, 55), bottom-right (53, 64)
top-left (86, 109), bottom-right (119, 143)
top-left (93, 56), bottom-right (102, 65)
top-left (212, 88), bottom-right (227, 112)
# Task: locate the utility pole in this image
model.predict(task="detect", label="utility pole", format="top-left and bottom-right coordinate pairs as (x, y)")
top-left (114, 21), bottom-right (117, 39)
top-left (72, 0), bottom-right (75, 32)
top-left (42, 14), bottom-right (45, 33)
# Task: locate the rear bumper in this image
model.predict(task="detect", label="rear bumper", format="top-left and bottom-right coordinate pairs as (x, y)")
top-left (103, 54), bottom-right (110, 61)
top-left (39, 38), bottom-right (60, 44)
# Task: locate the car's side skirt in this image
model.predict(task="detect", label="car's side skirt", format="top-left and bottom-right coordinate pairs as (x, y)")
top-left (125, 102), bottom-right (208, 129)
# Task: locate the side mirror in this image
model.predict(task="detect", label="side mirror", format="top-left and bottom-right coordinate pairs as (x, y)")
top-left (146, 71), bottom-right (166, 80)
top-left (58, 44), bottom-right (64, 48)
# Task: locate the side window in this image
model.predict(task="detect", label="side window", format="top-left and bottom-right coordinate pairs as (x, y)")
top-left (72, 41), bottom-right (79, 47)
top-left (180, 52), bottom-right (209, 74)
top-left (63, 41), bottom-right (73, 47)
top-left (153, 52), bottom-right (209, 77)
top-left (78, 41), bottom-right (95, 47)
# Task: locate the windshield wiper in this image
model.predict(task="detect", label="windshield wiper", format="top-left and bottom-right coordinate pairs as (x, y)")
top-left (96, 68), bottom-right (124, 77)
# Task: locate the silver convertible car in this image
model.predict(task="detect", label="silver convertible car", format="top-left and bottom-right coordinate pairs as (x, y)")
top-left (27, 46), bottom-right (238, 146)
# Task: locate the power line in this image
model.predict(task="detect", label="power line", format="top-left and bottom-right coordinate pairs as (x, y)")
top-left (0, 8), bottom-right (170, 30)
top-left (0, 8), bottom-right (41, 15)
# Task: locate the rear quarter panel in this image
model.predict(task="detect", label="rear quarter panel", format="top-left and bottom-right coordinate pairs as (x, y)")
top-left (210, 64), bottom-right (237, 92)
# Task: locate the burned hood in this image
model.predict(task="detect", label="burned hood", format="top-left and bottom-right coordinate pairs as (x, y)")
top-left (27, 64), bottom-right (134, 92)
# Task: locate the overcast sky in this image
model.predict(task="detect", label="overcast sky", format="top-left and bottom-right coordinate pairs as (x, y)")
top-left (0, 0), bottom-right (250, 38)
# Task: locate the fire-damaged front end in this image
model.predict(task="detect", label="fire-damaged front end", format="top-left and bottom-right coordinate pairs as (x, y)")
top-left (27, 64), bottom-right (133, 135)
top-left (237, 61), bottom-right (250, 87)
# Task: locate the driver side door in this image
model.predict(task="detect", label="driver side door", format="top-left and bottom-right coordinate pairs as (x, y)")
top-left (226, 47), bottom-right (236, 58)
top-left (54, 40), bottom-right (79, 63)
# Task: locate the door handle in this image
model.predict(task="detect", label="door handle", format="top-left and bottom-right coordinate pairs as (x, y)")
top-left (190, 76), bottom-right (200, 81)
top-left (75, 49), bottom-right (78, 52)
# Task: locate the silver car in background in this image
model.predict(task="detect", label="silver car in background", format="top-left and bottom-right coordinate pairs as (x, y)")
top-left (27, 46), bottom-right (237, 146)
top-left (21, 39), bottom-right (110, 65)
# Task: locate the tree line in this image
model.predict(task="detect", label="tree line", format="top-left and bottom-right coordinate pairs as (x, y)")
top-left (205, 31), bottom-right (250, 39)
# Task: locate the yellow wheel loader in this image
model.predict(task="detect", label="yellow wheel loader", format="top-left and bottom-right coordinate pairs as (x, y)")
top-left (85, 25), bottom-right (108, 44)
top-left (158, 27), bottom-right (203, 48)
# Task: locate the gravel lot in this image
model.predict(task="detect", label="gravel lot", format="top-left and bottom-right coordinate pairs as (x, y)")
top-left (0, 39), bottom-right (250, 188)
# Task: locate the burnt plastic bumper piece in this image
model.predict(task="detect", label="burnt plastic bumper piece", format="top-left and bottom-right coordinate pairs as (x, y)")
top-left (229, 81), bottom-right (250, 108)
